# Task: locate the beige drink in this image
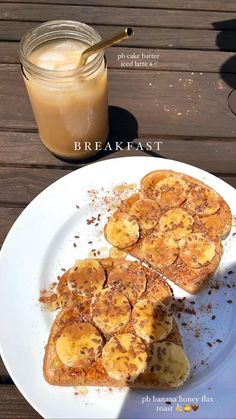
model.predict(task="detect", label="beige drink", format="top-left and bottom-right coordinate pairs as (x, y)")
top-left (20, 21), bottom-right (108, 160)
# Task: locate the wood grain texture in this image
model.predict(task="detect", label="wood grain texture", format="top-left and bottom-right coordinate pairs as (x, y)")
top-left (0, 167), bottom-right (71, 205)
top-left (2, 0), bottom-right (236, 12)
top-left (0, 163), bottom-right (235, 210)
top-left (0, 359), bottom-right (10, 379)
top-left (3, 42), bottom-right (236, 73)
top-left (0, 385), bottom-right (41, 418)
top-left (107, 70), bottom-right (236, 139)
top-left (0, 3), bottom-right (236, 29)
top-left (1, 65), bottom-right (236, 139)
top-left (217, 175), bottom-right (236, 188)
top-left (1, 22), bottom-right (236, 52)
top-left (0, 131), bottom-right (71, 167)
top-left (0, 207), bottom-right (22, 246)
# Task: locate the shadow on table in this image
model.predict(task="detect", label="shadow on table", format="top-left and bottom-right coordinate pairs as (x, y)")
top-left (214, 19), bottom-right (236, 89)
top-left (108, 105), bottom-right (138, 142)
top-left (117, 264), bottom-right (236, 419)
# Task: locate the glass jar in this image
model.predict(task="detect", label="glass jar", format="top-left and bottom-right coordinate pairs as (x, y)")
top-left (20, 20), bottom-right (109, 161)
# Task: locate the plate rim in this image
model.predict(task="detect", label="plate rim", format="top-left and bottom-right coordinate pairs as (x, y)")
top-left (0, 155), bottom-right (235, 419)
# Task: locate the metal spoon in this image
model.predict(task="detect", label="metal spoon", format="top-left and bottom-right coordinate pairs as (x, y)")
top-left (79, 27), bottom-right (133, 66)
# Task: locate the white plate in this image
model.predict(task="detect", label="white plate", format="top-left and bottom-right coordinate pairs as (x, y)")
top-left (0, 156), bottom-right (236, 419)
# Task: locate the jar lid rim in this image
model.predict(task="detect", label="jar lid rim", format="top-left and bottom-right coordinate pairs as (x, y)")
top-left (19, 20), bottom-right (104, 80)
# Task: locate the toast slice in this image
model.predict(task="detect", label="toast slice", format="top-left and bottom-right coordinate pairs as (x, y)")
top-left (43, 258), bottom-right (190, 389)
top-left (104, 170), bottom-right (232, 294)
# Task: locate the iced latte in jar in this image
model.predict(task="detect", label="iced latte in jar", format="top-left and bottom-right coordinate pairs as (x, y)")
top-left (20, 21), bottom-right (108, 160)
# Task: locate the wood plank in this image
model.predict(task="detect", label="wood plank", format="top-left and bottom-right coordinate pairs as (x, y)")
top-left (134, 139), bottom-right (236, 176)
top-left (109, 70), bottom-right (236, 140)
top-left (1, 65), bottom-right (236, 139)
top-left (0, 162), bottom-right (234, 209)
top-left (217, 175), bottom-right (236, 188)
top-left (0, 3), bottom-right (236, 30)
top-left (2, 0), bottom-right (236, 12)
top-left (0, 132), bottom-right (73, 167)
top-left (1, 21), bottom-right (235, 52)
top-left (0, 358), bottom-right (10, 378)
top-left (0, 167), bottom-right (72, 205)
top-left (107, 48), bottom-right (236, 72)
top-left (0, 132), bottom-right (236, 176)
top-left (0, 42), bottom-right (18, 63)
top-left (3, 42), bottom-right (236, 73)
top-left (0, 207), bottom-right (22, 246)
top-left (0, 385), bottom-right (41, 418)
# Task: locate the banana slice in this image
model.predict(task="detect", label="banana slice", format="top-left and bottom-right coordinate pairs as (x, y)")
top-left (119, 193), bottom-right (140, 212)
top-left (141, 171), bottom-right (168, 199)
top-left (132, 299), bottom-right (173, 343)
top-left (57, 288), bottom-right (87, 307)
top-left (104, 212), bottom-right (140, 249)
top-left (143, 342), bottom-right (190, 388)
top-left (179, 232), bottom-right (216, 268)
top-left (55, 321), bottom-right (103, 368)
top-left (65, 259), bottom-right (106, 299)
top-left (129, 198), bottom-right (161, 231)
top-left (154, 176), bottom-right (189, 209)
top-left (186, 185), bottom-right (220, 217)
top-left (57, 271), bottom-right (76, 307)
top-left (142, 233), bottom-right (179, 269)
top-left (159, 208), bottom-right (194, 240)
top-left (107, 261), bottom-right (146, 306)
top-left (90, 288), bottom-right (131, 336)
top-left (109, 247), bottom-right (127, 259)
top-left (144, 276), bottom-right (173, 307)
top-left (196, 200), bottom-right (232, 240)
top-left (102, 333), bottom-right (147, 381)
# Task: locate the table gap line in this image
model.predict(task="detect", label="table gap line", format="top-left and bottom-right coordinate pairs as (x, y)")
top-left (0, 201), bottom-right (30, 208)
top-left (1, 131), bottom-right (236, 142)
top-left (1, 21), bottom-right (235, 32)
top-left (3, 41), bottom-right (236, 53)
top-left (0, 19), bottom-right (234, 31)
top-left (108, 67), bottom-right (236, 75)
top-left (108, 68), bottom-right (236, 74)
top-left (0, 162), bottom-right (235, 175)
top-left (2, 1), bottom-right (236, 14)
top-left (0, 162), bottom-right (79, 170)
top-left (0, 127), bottom-right (38, 133)
top-left (136, 134), bottom-right (236, 142)
top-left (0, 377), bottom-right (14, 385)
top-left (3, 63), bottom-right (236, 75)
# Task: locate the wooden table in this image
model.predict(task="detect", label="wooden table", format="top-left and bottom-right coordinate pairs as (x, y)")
top-left (0, 0), bottom-right (236, 417)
